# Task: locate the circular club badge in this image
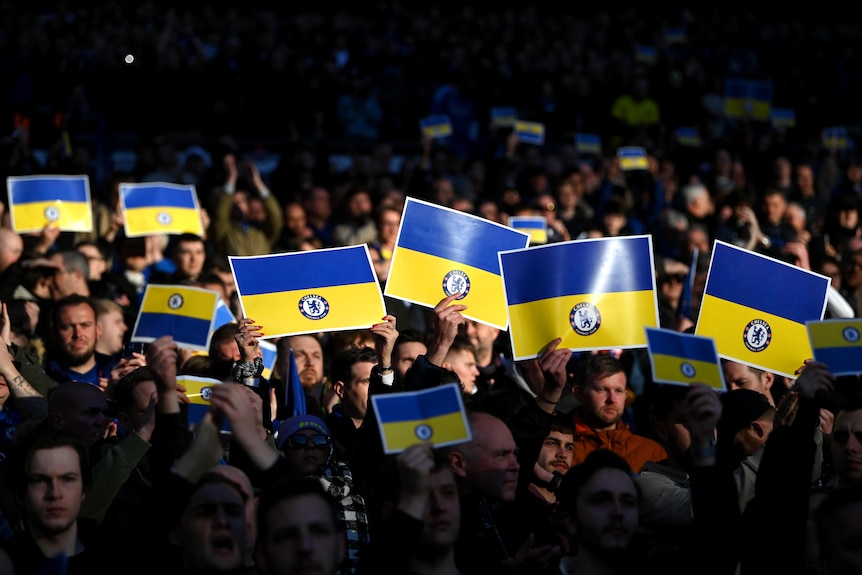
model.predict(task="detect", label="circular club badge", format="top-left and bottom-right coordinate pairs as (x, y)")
top-left (743, 319), bottom-right (772, 352)
top-left (201, 387), bottom-right (213, 401)
top-left (299, 294), bottom-right (330, 320)
top-left (442, 270), bottom-right (470, 299)
top-left (157, 211), bottom-right (173, 226)
top-left (168, 293), bottom-right (185, 310)
top-left (843, 326), bottom-right (861, 343)
top-left (680, 362), bottom-right (696, 378)
top-left (44, 205), bottom-right (60, 222)
top-left (414, 423), bottom-right (433, 441)
top-left (570, 302), bottom-right (601, 336)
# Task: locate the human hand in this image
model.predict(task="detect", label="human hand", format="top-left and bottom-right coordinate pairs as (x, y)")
top-left (210, 383), bottom-right (268, 445)
top-left (0, 301), bottom-right (11, 346)
top-left (426, 293), bottom-right (468, 366)
top-left (369, 315), bottom-right (398, 368)
top-left (683, 383), bottom-right (722, 447)
top-left (146, 335), bottom-right (179, 399)
top-left (537, 338), bottom-right (571, 408)
top-left (794, 359), bottom-right (835, 400)
top-left (224, 153), bottom-right (238, 183)
top-left (108, 353), bottom-right (147, 393)
top-left (36, 224), bottom-right (61, 253)
top-left (396, 443), bottom-right (435, 518)
top-left (234, 318), bottom-right (263, 362)
top-left (507, 533), bottom-right (562, 574)
top-left (783, 241), bottom-right (811, 270)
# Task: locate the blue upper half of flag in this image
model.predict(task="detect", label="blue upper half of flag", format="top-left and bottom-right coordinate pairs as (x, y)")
top-left (706, 242), bottom-right (828, 324)
top-left (501, 236), bottom-right (654, 304)
top-left (725, 78), bottom-right (773, 102)
top-left (122, 184), bottom-right (198, 209)
top-left (9, 176), bottom-right (88, 203)
top-left (398, 199), bottom-right (529, 275)
top-left (231, 245), bottom-right (376, 296)
top-left (375, 384), bottom-right (462, 424)
top-left (647, 328), bottom-right (717, 363)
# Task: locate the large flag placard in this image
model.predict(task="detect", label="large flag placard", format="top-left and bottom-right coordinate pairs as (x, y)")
top-left (131, 284), bottom-right (219, 351)
top-left (120, 182), bottom-right (203, 237)
top-left (230, 244), bottom-right (386, 338)
top-left (695, 241), bottom-right (829, 379)
top-left (508, 215), bottom-right (548, 245)
top-left (807, 318), bottom-right (862, 376)
top-left (179, 375), bottom-right (223, 428)
top-left (7, 175), bottom-right (93, 233)
top-left (385, 197), bottom-right (530, 330)
top-left (646, 327), bottom-right (726, 390)
top-left (500, 235), bottom-right (659, 360)
top-left (372, 383), bottom-right (471, 454)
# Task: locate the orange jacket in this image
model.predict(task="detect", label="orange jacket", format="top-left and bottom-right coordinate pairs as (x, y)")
top-left (570, 409), bottom-right (668, 473)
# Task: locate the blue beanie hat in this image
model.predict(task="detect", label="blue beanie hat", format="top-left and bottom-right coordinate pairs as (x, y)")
top-left (276, 414), bottom-right (330, 450)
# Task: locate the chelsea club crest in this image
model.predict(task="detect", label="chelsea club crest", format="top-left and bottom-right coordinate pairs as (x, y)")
top-left (680, 362), bottom-right (696, 378)
top-left (44, 206), bottom-right (60, 222)
top-left (299, 294), bottom-right (330, 320)
top-left (843, 326), bottom-right (861, 343)
top-left (157, 211), bottom-right (173, 225)
top-left (743, 319), bottom-right (772, 352)
top-left (168, 293), bottom-right (184, 310)
top-left (442, 270), bottom-right (470, 299)
top-left (570, 302), bottom-right (601, 336)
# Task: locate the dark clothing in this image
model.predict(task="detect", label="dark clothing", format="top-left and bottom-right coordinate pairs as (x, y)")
top-left (43, 352), bottom-right (118, 388)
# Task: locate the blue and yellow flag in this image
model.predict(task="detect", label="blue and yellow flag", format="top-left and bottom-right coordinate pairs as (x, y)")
top-left (515, 121), bottom-right (545, 146)
top-left (575, 133), bottom-right (602, 155)
top-left (131, 284), bottom-right (218, 351)
top-left (771, 108), bottom-right (796, 129)
top-left (695, 241), bottom-right (829, 379)
top-left (664, 27), bottom-right (687, 44)
top-left (260, 340), bottom-right (278, 380)
top-left (724, 78), bottom-right (773, 121)
top-left (617, 146), bottom-right (649, 171)
top-left (490, 106), bottom-right (517, 128)
top-left (508, 215), bottom-right (548, 245)
top-left (675, 127), bottom-right (702, 148)
top-left (7, 175), bottom-right (93, 233)
top-left (419, 115), bottom-right (453, 139)
top-left (230, 244), bottom-right (386, 339)
top-left (214, 297), bottom-right (236, 329)
top-left (385, 197), bottom-right (531, 330)
top-left (120, 182), bottom-right (203, 237)
top-left (822, 127), bottom-right (849, 151)
top-left (807, 319), bottom-right (862, 376)
top-left (500, 235), bottom-right (659, 360)
top-left (635, 44), bottom-right (657, 65)
top-left (646, 327), bottom-right (726, 391)
top-left (179, 375), bottom-right (223, 427)
top-left (372, 383), bottom-right (471, 454)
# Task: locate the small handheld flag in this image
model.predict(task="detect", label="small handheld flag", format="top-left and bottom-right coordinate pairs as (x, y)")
top-left (515, 121), bottom-right (545, 146)
top-left (120, 182), bottom-right (204, 237)
top-left (508, 215), bottom-right (548, 245)
top-left (490, 107), bottom-right (517, 128)
top-left (7, 175), bottom-right (93, 233)
top-left (646, 327), bottom-right (726, 390)
top-left (179, 375), bottom-right (223, 428)
top-left (131, 284), bottom-right (219, 351)
top-left (575, 133), bottom-right (602, 155)
top-left (617, 146), bottom-right (649, 171)
top-left (806, 318), bottom-right (862, 376)
top-left (419, 115), bottom-right (453, 139)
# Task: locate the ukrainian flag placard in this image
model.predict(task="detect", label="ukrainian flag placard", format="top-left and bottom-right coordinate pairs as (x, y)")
top-left (500, 235), bottom-right (659, 361)
top-left (617, 146), bottom-right (649, 171)
top-left (724, 78), bottom-right (773, 121)
top-left (131, 284), bottom-right (219, 351)
top-left (823, 127), bottom-right (849, 151)
top-left (575, 133), bottom-right (602, 155)
top-left (695, 240), bottom-right (829, 379)
top-left (807, 318), bottom-right (862, 376)
top-left (372, 383), bottom-right (471, 454)
top-left (385, 197), bottom-right (531, 330)
top-left (7, 175), bottom-right (93, 233)
top-left (675, 127), bottom-right (702, 148)
top-left (491, 106), bottom-right (517, 128)
top-left (664, 27), bottom-right (687, 44)
top-left (120, 182), bottom-right (204, 237)
top-left (230, 244), bottom-right (386, 339)
top-left (646, 327), bottom-right (726, 391)
top-left (179, 375), bottom-right (222, 427)
top-left (515, 121), bottom-right (545, 146)
top-left (260, 340), bottom-right (278, 380)
top-left (419, 115), bottom-right (453, 139)
top-left (771, 108), bottom-right (796, 129)
top-left (635, 44), bottom-right (657, 65)
top-left (508, 215), bottom-right (548, 245)
top-left (214, 297), bottom-right (236, 329)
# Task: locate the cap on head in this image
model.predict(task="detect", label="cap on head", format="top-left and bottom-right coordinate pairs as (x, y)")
top-left (276, 414), bottom-right (330, 450)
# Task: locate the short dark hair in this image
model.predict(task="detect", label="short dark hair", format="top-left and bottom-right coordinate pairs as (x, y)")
top-left (556, 449), bottom-right (639, 515)
top-left (11, 426), bottom-right (92, 496)
top-left (256, 476), bottom-right (341, 541)
top-left (577, 353), bottom-right (625, 387)
top-left (51, 294), bottom-right (97, 332)
top-left (330, 346), bottom-right (377, 385)
top-left (111, 366), bottom-right (156, 414)
top-left (209, 322), bottom-right (238, 358)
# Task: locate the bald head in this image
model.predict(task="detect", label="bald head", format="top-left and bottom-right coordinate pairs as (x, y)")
top-left (0, 228), bottom-right (23, 274)
top-left (48, 381), bottom-right (111, 446)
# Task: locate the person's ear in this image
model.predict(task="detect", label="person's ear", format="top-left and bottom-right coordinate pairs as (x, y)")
top-left (572, 385), bottom-right (585, 404)
top-left (332, 381), bottom-right (345, 399)
top-left (761, 371), bottom-right (774, 392)
top-left (449, 450), bottom-right (468, 478)
top-left (751, 421), bottom-right (767, 439)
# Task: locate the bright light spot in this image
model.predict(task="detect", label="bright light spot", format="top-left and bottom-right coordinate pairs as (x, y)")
top-left (124, 54), bottom-right (135, 65)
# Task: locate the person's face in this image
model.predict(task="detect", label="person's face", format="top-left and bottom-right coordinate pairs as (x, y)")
top-left (255, 494), bottom-right (344, 575)
top-left (347, 191), bottom-right (372, 219)
top-left (722, 362), bottom-right (772, 399)
top-left (377, 210), bottom-right (401, 243)
top-left (54, 385), bottom-right (111, 446)
top-left (576, 372), bottom-right (628, 430)
top-left (209, 466), bottom-right (258, 562)
top-left (289, 336), bottom-right (324, 390)
top-left (842, 252), bottom-right (862, 289)
top-left (831, 409), bottom-right (862, 485)
top-left (24, 446), bottom-right (86, 537)
top-left (393, 341), bottom-right (427, 379)
top-left (282, 429), bottom-right (331, 475)
top-left (248, 198), bottom-right (267, 223)
top-left (820, 261), bottom-right (842, 290)
top-left (570, 468), bottom-right (639, 556)
top-left (55, 303), bottom-right (100, 368)
top-left (556, 182), bottom-right (578, 209)
top-left (118, 379), bottom-right (157, 433)
top-left (173, 482), bottom-right (247, 573)
top-left (820, 500), bottom-right (862, 575)
top-left (445, 350), bottom-right (479, 395)
top-left (215, 339), bottom-right (241, 362)
top-left (461, 321), bottom-right (499, 355)
top-left (174, 240), bottom-right (206, 279)
top-left (0, 231), bottom-right (23, 273)
top-left (796, 167), bottom-right (815, 195)
top-left (420, 467), bottom-right (461, 551)
top-left (49, 254), bottom-right (81, 299)
top-left (97, 309), bottom-right (127, 356)
top-left (659, 274), bottom-right (684, 304)
top-left (285, 203), bottom-right (307, 235)
top-left (334, 361), bottom-right (374, 421)
top-left (232, 191), bottom-right (250, 218)
top-left (685, 229), bottom-right (710, 258)
top-left (763, 193), bottom-right (787, 224)
top-left (537, 430), bottom-right (575, 476)
top-left (306, 188), bottom-right (332, 220)
top-left (456, 415), bottom-right (520, 501)
top-left (76, 244), bottom-right (107, 281)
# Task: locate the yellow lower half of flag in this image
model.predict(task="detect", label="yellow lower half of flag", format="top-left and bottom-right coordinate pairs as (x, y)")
top-left (525, 229), bottom-right (548, 244)
top-left (380, 410), bottom-right (469, 452)
top-left (386, 248), bottom-right (509, 329)
top-left (508, 290), bottom-right (657, 360)
top-left (808, 320), bottom-right (862, 349)
top-left (651, 353), bottom-right (725, 391)
top-left (696, 294), bottom-right (813, 378)
top-left (125, 207), bottom-right (202, 237)
top-left (11, 200), bottom-right (92, 233)
top-left (240, 282), bottom-right (386, 338)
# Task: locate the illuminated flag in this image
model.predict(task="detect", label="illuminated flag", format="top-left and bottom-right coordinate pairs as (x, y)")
top-left (635, 44), bottom-right (657, 65)
top-left (807, 318), bottom-right (862, 376)
top-left (131, 284), bottom-right (218, 351)
top-left (575, 133), bottom-right (602, 155)
top-left (230, 244), bottom-right (386, 338)
top-left (120, 182), bottom-right (204, 237)
top-left (515, 121), bottom-right (545, 146)
top-left (695, 240), bottom-right (829, 379)
top-left (214, 297), bottom-right (236, 329)
top-left (675, 127), bottom-right (702, 148)
top-left (372, 383), bottom-right (471, 454)
top-left (385, 197), bottom-right (530, 330)
top-left (419, 115), bottom-right (453, 139)
top-left (724, 78), bottom-right (773, 121)
top-left (618, 146), bottom-right (649, 171)
top-left (508, 215), bottom-right (548, 245)
top-left (179, 375), bottom-right (223, 427)
top-left (771, 108), bottom-right (796, 129)
top-left (500, 235), bottom-right (659, 360)
top-left (823, 127), bottom-right (849, 151)
top-left (491, 106), bottom-right (517, 128)
top-left (7, 175), bottom-right (93, 233)
top-left (260, 340), bottom-right (278, 381)
top-left (646, 327), bottom-right (726, 391)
